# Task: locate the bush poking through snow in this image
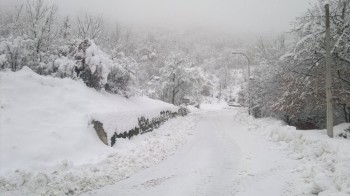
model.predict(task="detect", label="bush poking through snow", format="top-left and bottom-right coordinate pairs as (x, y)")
top-left (339, 126), bottom-right (350, 139)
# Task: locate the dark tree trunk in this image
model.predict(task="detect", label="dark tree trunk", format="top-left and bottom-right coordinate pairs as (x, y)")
top-left (171, 73), bottom-right (176, 105)
top-left (346, 106), bottom-right (350, 123)
top-left (171, 89), bottom-right (175, 104)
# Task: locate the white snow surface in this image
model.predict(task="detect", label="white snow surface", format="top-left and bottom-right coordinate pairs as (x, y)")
top-left (200, 100), bottom-right (229, 111)
top-left (0, 67), bottom-right (177, 175)
top-left (260, 119), bottom-right (350, 196)
top-left (241, 115), bottom-right (350, 196)
top-left (84, 108), bottom-right (350, 196)
top-left (0, 113), bottom-right (196, 195)
top-left (1, 68), bottom-right (349, 196)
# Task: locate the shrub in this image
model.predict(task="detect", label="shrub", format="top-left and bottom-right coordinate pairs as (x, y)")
top-left (339, 126), bottom-right (350, 139)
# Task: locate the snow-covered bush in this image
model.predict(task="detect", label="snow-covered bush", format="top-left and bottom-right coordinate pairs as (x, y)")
top-left (75, 40), bottom-right (106, 89)
top-left (58, 39), bottom-right (133, 95)
top-left (52, 56), bottom-right (76, 78)
top-left (0, 36), bottom-right (34, 71)
top-left (105, 66), bottom-right (131, 96)
top-left (0, 33), bottom-right (133, 96)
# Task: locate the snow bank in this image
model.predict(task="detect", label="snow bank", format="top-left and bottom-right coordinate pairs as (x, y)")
top-left (234, 110), bottom-right (350, 195)
top-left (0, 67), bottom-right (177, 175)
top-left (0, 114), bottom-right (197, 196)
top-left (0, 67), bottom-right (193, 195)
top-left (267, 123), bottom-right (350, 195)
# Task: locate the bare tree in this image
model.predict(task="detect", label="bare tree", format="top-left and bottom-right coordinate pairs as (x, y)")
top-left (24, 0), bottom-right (57, 53)
top-left (0, 4), bottom-right (24, 37)
top-left (75, 14), bottom-right (103, 40)
top-left (60, 16), bottom-right (71, 39)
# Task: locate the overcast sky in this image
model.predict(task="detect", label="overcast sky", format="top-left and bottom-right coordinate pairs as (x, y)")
top-left (1, 0), bottom-right (312, 35)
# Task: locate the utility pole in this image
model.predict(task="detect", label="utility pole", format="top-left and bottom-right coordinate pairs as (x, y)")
top-left (325, 4), bottom-right (334, 138)
top-left (247, 59), bottom-right (251, 116)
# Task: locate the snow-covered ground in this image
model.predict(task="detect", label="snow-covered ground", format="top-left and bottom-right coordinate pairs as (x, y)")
top-left (0, 113), bottom-right (196, 196)
top-left (1, 68), bottom-right (349, 196)
top-left (79, 108), bottom-right (349, 196)
top-left (236, 111), bottom-right (350, 196)
top-left (0, 68), bottom-right (187, 195)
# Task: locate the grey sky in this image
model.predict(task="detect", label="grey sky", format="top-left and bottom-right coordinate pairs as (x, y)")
top-left (1, 0), bottom-right (312, 35)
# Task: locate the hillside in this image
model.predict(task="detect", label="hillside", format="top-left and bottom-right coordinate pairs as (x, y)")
top-left (0, 67), bottom-right (178, 174)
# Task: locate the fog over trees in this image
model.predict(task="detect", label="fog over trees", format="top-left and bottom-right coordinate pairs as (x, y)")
top-left (0, 0), bottom-right (349, 129)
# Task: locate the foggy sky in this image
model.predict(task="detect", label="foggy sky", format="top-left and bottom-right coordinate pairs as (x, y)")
top-left (1, 0), bottom-right (312, 35)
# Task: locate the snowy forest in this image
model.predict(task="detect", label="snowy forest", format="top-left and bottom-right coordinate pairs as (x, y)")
top-left (0, 0), bottom-right (350, 195)
top-left (1, 0), bottom-right (349, 129)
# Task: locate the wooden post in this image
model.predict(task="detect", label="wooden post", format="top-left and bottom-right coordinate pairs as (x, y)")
top-left (325, 4), bottom-right (334, 138)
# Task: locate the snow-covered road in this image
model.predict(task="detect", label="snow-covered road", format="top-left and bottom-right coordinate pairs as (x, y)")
top-left (84, 109), bottom-right (298, 196)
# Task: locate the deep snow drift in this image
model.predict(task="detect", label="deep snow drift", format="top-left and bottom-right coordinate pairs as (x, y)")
top-left (0, 67), bottom-right (193, 195)
top-left (0, 67), bottom-right (177, 173)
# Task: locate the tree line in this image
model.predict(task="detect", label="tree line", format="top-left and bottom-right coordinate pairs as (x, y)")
top-left (239, 0), bottom-right (350, 129)
top-left (1, 0), bottom-right (348, 130)
top-left (0, 0), bottom-right (247, 104)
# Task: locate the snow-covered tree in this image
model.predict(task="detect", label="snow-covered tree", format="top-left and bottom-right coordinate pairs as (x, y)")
top-left (239, 0), bottom-right (350, 127)
top-left (277, 0), bottom-right (350, 125)
top-left (158, 55), bottom-right (207, 105)
top-left (0, 36), bottom-right (34, 71)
